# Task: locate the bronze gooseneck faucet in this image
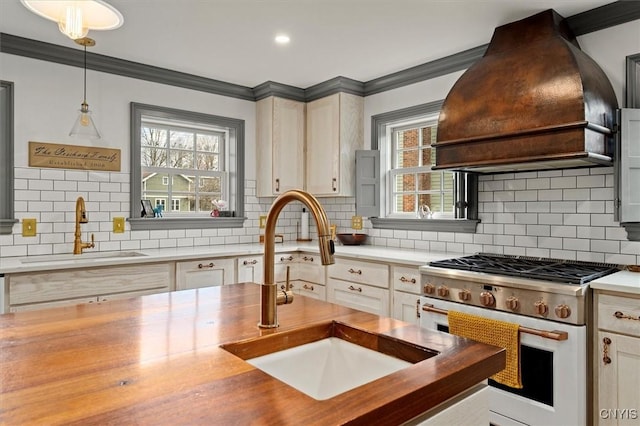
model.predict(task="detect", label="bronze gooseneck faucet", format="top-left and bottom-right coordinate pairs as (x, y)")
top-left (74, 196), bottom-right (95, 255)
top-left (259, 190), bottom-right (335, 328)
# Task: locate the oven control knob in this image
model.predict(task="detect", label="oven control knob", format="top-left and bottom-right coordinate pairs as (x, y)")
top-left (479, 291), bottom-right (495, 307)
top-left (423, 283), bottom-right (435, 295)
top-left (505, 296), bottom-right (519, 311)
top-left (555, 304), bottom-right (572, 319)
top-left (534, 301), bottom-right (549, 316)
top-left (458, 290), bottom-right (471, 301)
top-left (437, 286), bottom-right (450, 297)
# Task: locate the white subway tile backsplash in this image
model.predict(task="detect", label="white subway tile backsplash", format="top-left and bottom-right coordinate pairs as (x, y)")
top-left (3, 169), bottom-right (638, 266)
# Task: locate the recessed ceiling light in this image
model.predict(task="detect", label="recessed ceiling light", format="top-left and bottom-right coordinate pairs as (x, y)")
top-left (275, 34), bottom-right (290, 44)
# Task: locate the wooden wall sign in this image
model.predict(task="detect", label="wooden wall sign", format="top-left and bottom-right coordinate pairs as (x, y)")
top-left (28, 141), bottom-right (121, 172)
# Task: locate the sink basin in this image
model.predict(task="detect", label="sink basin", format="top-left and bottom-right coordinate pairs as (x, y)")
top-left (221, 321), bottom-right (437, 400)
top-left (20, 251), bottom-right (148, 264)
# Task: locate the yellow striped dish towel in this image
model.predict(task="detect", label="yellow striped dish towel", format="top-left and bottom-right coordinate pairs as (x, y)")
top-left (448, 310), bottom-right (522, 389)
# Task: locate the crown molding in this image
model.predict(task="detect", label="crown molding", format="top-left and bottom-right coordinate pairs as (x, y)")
top-left (1, 1), bottom-right (637, 102)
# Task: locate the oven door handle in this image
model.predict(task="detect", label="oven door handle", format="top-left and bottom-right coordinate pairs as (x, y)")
top-left (421, 304), bottom-right (569, 341)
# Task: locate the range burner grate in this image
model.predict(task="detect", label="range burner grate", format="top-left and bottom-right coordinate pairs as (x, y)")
top-left (429, 253), bottom-right (620, 285)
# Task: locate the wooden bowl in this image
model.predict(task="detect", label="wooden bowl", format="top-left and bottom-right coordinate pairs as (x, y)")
top-left (336, 233), bottom-right (368, 245)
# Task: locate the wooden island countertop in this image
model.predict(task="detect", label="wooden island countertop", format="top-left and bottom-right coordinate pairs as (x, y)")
top-left (1, 283), bottom-right (505, 425)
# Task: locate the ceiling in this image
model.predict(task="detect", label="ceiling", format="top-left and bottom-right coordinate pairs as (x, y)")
top-left (0, 0), bottom-right (616, 89)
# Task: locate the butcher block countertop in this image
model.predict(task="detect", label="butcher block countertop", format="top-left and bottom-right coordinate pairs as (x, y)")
top-left (0, 283), bottom-right (504, 425)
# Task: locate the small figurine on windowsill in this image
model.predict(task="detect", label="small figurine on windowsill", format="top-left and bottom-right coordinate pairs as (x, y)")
top-left (153, 204), bottom-right (164, 218)
top-left (418, 204), bottom-right (432, 219)
top-left (211, 199), bottom-right (227, 217)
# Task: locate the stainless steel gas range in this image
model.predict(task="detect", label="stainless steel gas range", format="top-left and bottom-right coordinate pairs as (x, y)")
top-left (419, 253), bottom-right (619, 426)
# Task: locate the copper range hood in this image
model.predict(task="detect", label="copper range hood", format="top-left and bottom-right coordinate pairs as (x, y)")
top-left (434, 9), bottom-right (618, 173)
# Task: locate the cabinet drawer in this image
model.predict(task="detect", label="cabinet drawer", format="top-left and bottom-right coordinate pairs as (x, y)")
top-left (329, 258), bottom-right (389, 288)
top-left (598, 293), bottom-right (640, 337)
top-left (327, 278), bottom-right (389, 316)
top-left (392, 265), bottom-right (421, 294)
top-left (297, 253), bottom-right (326, 284)
top-left (176, 258), bottom-right (235, 290)
top-left (289, 280), bottom-right (326, 301)
top-left (9, 263), bottom-right (170, 305)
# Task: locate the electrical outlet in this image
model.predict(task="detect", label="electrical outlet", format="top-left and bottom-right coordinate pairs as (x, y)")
top-left (22, 218), bottom-right (37, 237)
top-left (259, 215), bottom-right (267, 229)
top-left (113, 217), bottom-right (125, 233)
top-left (351, 215), bottom-right (363, 230)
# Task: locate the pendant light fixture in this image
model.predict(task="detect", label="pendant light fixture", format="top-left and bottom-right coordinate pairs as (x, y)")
top-left (70, 37), bottom-right (100, 139)
top-left (20, 0), bottom-right (123, 41)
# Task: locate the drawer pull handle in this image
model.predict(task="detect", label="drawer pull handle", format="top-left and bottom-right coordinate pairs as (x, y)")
top-left (348, 285), bottom-right (362, 292)
top-left (280, 256), bottom-right (294, 262)
top-left (303, 284), bottom-right (314, 291)
top-left (348, 268), bottom-right (362, 275)
top-left (243, 259), bottom-right (258, 265)
top-left (614, 311), bottom-right (640, 321)
top-left (332, 178), bottom-right (337, 192)
top-left (303, 256), bottom-right (314, 262)
top-left (603, 337), bottom-right (612, 365)
top-left (400, 276), bottom-right (416, 284)
top-left (275, 178), bottom-right (280, 192)
top-left (198, 262), bottom-right (214, 269)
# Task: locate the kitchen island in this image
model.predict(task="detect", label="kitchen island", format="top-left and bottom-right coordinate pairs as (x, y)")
top-left (1, 283), bottom-right (504, 425)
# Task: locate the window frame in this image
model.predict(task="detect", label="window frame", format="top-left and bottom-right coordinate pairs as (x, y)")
top-left (369, 100), bottom-right (479, 233)
top-left (129, 103), bottom-right (245, 230)
top-left (0, 81), bottom-right (17, 235)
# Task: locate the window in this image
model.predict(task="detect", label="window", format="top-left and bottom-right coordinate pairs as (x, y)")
top-left (140, 118), bottom-right (226, 215)
top-left (130, 103), bottom-right (245, 230)
top-left (389, 119), bottom-right (454, 218)
top-left (364, 101), bottom-right (478, 232)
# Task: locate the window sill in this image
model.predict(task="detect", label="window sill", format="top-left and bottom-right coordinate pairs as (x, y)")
top-left (369, 217), bottom-right (480, 233)
top-left (0, 219), bottom-right (18, 235)
top-left (129, 217), bottom-right (246, 231)
top-left (621, 223), bottom-right (640, 241)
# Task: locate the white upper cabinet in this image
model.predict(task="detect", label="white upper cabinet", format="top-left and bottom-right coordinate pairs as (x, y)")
top-left (306, 93), bottom-right (364, 196)
top-left (256, 97), bottom-right (306, 197)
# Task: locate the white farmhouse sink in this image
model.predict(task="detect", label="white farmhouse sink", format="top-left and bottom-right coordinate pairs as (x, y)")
top-left (21, 251), bottom-right (147, 264)
top-left (221, 321), bottom-right (437, 400)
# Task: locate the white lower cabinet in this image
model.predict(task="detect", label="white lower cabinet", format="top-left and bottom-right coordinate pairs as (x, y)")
top-left (237, 255), bottom-right (264, 284)
top-left (594, 291), bottom-right (640, 425)
top-left (405, 383), bottom-right (489, 426)
top-left (392, 265), bottom-right (422, 325)
top-left (327, 277), bottom-right (389, 316)
top-left (176, 258), bottom-right (235, 290)
top-left (7, 263), bottom-right (172, 312)
top-left (327, 258), bottom-right (390, 316)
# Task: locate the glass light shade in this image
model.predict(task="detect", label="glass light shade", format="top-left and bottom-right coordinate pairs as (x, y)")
top-left (58, 6), bottom-right (89, 40)
top-left (70, 103), bottom-right (101, 139)
top-left (20, 0), bottom-right (123, 40)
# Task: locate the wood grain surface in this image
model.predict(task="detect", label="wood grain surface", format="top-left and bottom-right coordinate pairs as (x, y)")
top-left (1, 283), bottom-right (504, 425)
